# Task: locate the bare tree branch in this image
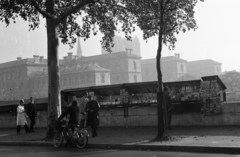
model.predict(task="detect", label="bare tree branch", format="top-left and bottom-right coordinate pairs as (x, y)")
top-left (29, 0), bottom-right (52, 19)
top-left (163, 0), bottom-right (171, 12)
top-left (97, 1), bottom-right (133, 13)
top-left (142, 26), bottom-right (159, 30)
top-left (55, 0), bottom-right (93, 25)
top-left (166, 24), bottom-right (178, 33)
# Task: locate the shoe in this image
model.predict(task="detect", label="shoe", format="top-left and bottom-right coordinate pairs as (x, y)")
top-left (17, 132), bottom-right (20, 135)
top-left (92, 134), bottom-right (98, 137)
top-left (168, 127), bottom-right (172, 130)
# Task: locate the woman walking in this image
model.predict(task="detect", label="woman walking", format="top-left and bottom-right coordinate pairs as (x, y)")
top-left (16, 99), bottom-right (29, 134)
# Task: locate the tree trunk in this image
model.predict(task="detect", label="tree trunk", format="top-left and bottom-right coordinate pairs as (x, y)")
top-left (156, 36), bottom-right (164, 140)
top-left (155, 1), bottom-right (165, 140)
top-left (45, 18), bottom-right (61, 140)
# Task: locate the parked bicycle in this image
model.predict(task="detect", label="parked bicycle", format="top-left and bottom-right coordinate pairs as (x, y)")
top-left (53, 120), bottom-right (89, 148)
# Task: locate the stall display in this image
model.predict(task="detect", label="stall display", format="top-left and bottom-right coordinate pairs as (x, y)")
top-left (61, 75), bottom-right (226, 115)
top-left (169, 85), bottom-right (200, 101)
top-left (200, 76), bottom-right (226, 115)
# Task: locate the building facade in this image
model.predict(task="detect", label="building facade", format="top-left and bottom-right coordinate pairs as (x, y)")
top-left (62, 51), bottom-right (142, 85)
top-left (141, 54), bottom-right (188, 82)
top-left (0, 55), bottom-right (110, 100)
top-left (187, 59), bottom-right (222, 79)
top-left (101, 35), bottom-right (141, 57)
top-left (0, 55), bottom-right (47, 100)
top-left (29, 63), bottom-right (110, 99)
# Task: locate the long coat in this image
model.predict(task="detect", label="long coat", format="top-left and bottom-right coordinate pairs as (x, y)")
top-left (26, 102), bottom-right (37, 118)
top-left (86, 100), bottom-right (100, 127)
top-left (77, 97), bottom-right (88, 120)
top-left (16, 105), bottom-right (28, 126)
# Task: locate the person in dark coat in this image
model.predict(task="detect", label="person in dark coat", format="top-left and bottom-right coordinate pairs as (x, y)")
top-left (163, 86), bottom-right (173, 130)
top-left (86, 96), bottom-right (100, 137)
top-left (58, 100), bottom-right (80, 141)
top-left (26, 97), bottom-right (37, 132)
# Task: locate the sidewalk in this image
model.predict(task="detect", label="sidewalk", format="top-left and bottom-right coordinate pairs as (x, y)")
top-left (1, 126), bottom-right (240, 154)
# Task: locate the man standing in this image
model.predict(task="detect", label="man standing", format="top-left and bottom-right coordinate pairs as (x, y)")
top-left (86, 96), bottom-right (100, 137)
top-left (26, 97), bottom-right (37, 132)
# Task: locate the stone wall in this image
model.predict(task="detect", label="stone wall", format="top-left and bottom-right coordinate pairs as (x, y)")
top-left (1, 102), bottom-right (240, 128)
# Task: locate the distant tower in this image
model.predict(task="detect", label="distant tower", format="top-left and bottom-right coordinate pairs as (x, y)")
top-left (101, 35), bottom-right (141, 57)
top-left (76, 37), bottom-right (82, 57)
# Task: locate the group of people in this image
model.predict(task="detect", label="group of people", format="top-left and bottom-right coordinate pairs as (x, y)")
top-left (17, 88), bottom-right (170, 138)
top-left (16, 97), bottom-right (37, 134)
top-left (58, 91), bottom-right (100, 142)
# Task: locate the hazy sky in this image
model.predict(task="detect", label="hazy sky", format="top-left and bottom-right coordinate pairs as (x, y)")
top-left (0, 0), bottom-right (240, 72)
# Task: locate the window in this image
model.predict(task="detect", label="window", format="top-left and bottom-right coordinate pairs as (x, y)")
top-left (133, 61), bottom-right (137, 71)
top-left (3, 72), bottom-right (5, 81)
top-left (42, 80), bottom-right (45, 89)
top-left (64, 78), bottom-right (67, 87)
top-left (75, 76), bottom-right (78, 85)
top-left (70, 78), bottom-right (73, 86)
top-left (180, 64), bottom-right (184, 72)
top-left (134, 75), bottom-right (137, 82)
top-left (101, 73), bottom-right (105, 83)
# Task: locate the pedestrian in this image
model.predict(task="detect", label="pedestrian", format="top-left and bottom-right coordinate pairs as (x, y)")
top-left (163, 86), bottom-right (173, 130)
top-left (26, 97), bottom-right (37, 132)
top-left (16, 99), bottom-right (29, 134)
top-left (86, 96), bottom-right (100, 137)
top-left (78, 91), bottom-right (89, 128)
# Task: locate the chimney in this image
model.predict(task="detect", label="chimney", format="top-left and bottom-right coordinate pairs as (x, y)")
top-left (39, 56), bottom-right (44, 63)
top-left (17, 57), bottom-right (22, 60)
top-left (33, 55), bottom-right (40, 63)
top-left (68, 52), bottom-right (73, 61)
top-left (174, 53), bottom-right (180, 59)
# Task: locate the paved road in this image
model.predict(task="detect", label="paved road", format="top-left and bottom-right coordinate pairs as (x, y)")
top-left (0, 146), bottom-right (239, 157)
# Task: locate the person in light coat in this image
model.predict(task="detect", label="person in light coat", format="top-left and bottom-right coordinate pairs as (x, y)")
top-left (77, 91), bottom-right (89, 128)
top-left (16, 99), bottom-right (29, 134)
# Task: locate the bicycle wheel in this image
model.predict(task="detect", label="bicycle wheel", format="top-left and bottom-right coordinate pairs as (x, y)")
top-left (53, 131), bottom-right (63, 148)
top-left (76, 132), bottom-right (88, 149)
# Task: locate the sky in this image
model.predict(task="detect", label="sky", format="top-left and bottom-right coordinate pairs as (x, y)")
top-left (0, 0), bottom-right (240, 72)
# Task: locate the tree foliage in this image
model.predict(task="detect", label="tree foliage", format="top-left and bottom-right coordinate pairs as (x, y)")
top-left (0, 0), bottom-right (136, 51)
top-left (220, 71), bottom-right (240, 102)
top-left (128, 0), bottom-right (203, 50)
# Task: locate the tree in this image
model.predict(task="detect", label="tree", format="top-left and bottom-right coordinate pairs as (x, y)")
top-left (128, 0), bottom-right (203, 139)
top-left (0, 0), bottom-right (136, 139)
top-left (220, 71), bottom-right (240, 102)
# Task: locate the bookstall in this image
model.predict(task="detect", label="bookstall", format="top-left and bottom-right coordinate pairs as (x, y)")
top-left (61, 75), bottom-right (226, 115)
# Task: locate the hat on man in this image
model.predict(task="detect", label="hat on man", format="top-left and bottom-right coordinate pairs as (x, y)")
top-left (20, 99), bottom-right (24, 103)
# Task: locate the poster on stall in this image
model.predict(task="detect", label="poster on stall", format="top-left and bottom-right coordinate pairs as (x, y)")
top-left (120, 89), bottom-right (129, 104)
top-left (200, 81), bottom-right (210, 98)
top-left (210, 80), bottom-right (220, 97)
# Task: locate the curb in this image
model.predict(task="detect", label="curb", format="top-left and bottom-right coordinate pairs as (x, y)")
top-left (87, 144), bottom-right (240, 154)
top-left (0, 141), bottom-right (239, 154)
